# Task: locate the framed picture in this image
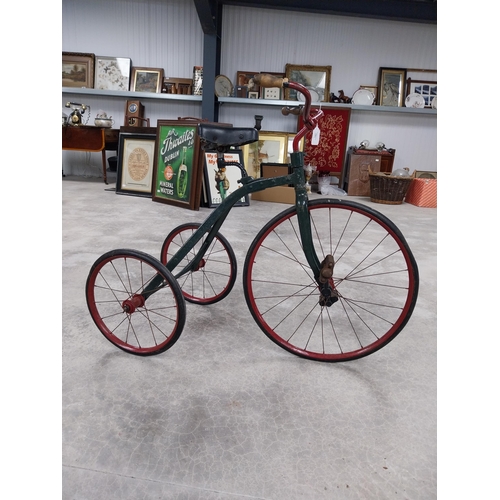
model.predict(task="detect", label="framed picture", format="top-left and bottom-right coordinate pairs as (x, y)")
top-left (242, 131), bottom-right (288, 178)
top-left (203, 150), bottom-right (249, 207)
top-left (406, 79), bottom-right (437, 108)
top-left (259, 72), bottom-right (285, 100)
top-left (62, 52), bottom-right (95, 88)
top-left (94, 56), bottom-right (131, 91)
top-left (378, 67), bottom-right (407, 107)
top-left (116, 133), bottom-right (156, 197)
top-left (297, 107), bottom-right (351, 176)
top-left (193, 66), bottom-right (203, 95)
top-left (130, 67), bottom-right (164, 93)
top-left (284, 64), bottom-right (331, 102)
top-left (236, 71), bottom-right (259, 95)
top-left (152, 120), bottom-right (203, 210)
top-left (248, 91), bottom-right (259, 99)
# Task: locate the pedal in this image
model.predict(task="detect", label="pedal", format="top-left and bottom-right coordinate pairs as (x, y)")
top-left (318, 255), bottom-right (334, 283)
top-left (319, 285), bottom-right (339, 307)
top-left (318, 254), bottom-right (337, 307)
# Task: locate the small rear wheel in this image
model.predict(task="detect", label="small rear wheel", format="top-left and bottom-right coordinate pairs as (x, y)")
top-left (161, 223), bottom-right (237, 305)
top-left (243, 199), bottom-right (419, 362)
top-left (86, 249), bottom-right (186, 355)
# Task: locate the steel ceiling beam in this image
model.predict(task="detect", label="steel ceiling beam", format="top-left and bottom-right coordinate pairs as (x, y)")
top-left (194, 0), bottom-right (219, 34)
top-left (219, 0), bottom-right (437, 24)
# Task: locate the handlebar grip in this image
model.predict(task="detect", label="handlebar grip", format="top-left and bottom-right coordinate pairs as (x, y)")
top-left (253, 73), bottom-right (288, 88)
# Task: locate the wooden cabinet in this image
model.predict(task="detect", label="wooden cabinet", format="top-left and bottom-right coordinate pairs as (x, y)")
top-left (342, 147), bottom-right (395, 196)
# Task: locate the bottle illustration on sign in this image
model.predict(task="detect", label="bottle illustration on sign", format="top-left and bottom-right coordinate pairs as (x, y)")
top-left (177, 146), bottom-right (188, 198)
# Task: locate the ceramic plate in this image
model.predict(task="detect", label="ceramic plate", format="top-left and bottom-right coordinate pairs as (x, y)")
top-left (431, 96), bottom-right (437, 109)
top-left (352, 88), bottom-right (375, 105)
top-left (405, 93), bottom-right (425, 108)
top-left (297, 87), bottom-right (321, 102)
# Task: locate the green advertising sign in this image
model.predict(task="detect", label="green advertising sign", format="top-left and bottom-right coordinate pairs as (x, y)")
top-left (153, 121), bottom-right (201, 210)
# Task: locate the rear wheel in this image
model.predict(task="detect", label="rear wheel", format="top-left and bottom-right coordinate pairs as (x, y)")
top-left (243, 199), bottom-right (419, 362)
top-left (86, 249), bottom-right (186, 355)
top-left (161, 223), bottom-right (237, 304)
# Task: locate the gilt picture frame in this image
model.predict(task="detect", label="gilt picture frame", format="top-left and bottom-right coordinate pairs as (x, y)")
top-left (242, 132), bottom-right (288, 179)
top-left (284, 64), bottom-right (331, 102)
top-left (378, 67), bottom-right (407, 107)
top-left (130, 67), bottom-right (164, 93)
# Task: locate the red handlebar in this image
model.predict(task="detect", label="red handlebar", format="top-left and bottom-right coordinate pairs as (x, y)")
top-left (285, 81), bottom-right (324, 152)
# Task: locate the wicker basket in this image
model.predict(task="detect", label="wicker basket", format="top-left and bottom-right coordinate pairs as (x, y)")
top-left (369, 168), bottom-right (413, 205)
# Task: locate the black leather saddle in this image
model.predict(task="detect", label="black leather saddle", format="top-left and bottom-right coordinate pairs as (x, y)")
top-left (198, 124), bottom-right (258, 150)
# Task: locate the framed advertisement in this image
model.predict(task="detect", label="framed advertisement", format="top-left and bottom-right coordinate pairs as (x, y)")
top-left (94, 56), bottom-right (131, 91)
top-left (203, 150), bottom-right (249, 208)
top-left (116, 133), bottom-right (156, 197)
top-left (62, 52), bottom-right (95, 88)
top-left (297, 107), bottom-right (351, 176)
top-left (378, 67), bottom-right (407, 107)
top-left (152, 120), bottom-right (203, 210)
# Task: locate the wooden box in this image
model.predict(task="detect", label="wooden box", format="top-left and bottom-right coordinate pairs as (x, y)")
top-left (252, 163), bottom-right (294, 204)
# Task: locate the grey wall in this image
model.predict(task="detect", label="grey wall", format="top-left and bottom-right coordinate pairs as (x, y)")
top-left (62, 0), bottom-right (437, 176)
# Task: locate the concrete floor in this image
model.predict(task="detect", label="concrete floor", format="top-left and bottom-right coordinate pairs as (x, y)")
top-left (62, 173), bottom-right (437, 499)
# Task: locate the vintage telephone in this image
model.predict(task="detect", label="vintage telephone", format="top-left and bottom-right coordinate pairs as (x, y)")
top-left (65, 102), bottom-right (90, 126)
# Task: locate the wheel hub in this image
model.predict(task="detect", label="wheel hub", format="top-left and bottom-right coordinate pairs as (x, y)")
top-left (122, 294), bottom-right (145, 314)
top-left (194, 258), bottom-right (206, 271)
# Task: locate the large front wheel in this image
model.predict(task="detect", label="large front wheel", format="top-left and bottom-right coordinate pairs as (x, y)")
top-left (86, 249), bottom-right (186, 355)
top-left (243, 199), bottom-right (419, 362)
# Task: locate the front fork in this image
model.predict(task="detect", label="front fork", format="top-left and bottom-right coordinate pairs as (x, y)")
top-left (291, 151), bottom-right (338, 307)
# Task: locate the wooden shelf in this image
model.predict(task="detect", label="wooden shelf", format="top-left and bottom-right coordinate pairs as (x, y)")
top-left (62, 87), bottom-right (202, 103)
top-left (62, 89), bottom-right (437, 116)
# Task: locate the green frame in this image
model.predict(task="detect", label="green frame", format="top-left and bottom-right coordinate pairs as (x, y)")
top-left (152, 120), bottom-right (203, 210)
